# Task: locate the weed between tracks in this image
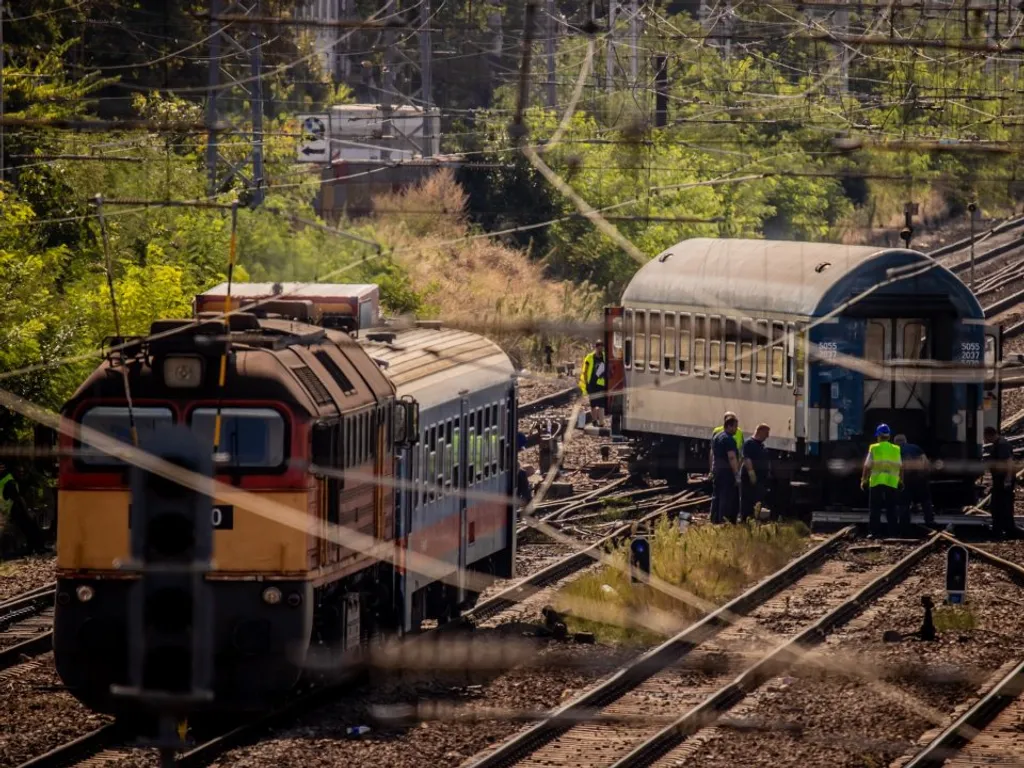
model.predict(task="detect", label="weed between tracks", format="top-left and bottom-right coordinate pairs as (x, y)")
top-left (555, 518), bottom-right (809, 644)
top-left (933, 605), bottom-right (978, 632)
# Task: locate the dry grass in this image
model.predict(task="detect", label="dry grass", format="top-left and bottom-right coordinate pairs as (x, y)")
top-left (555, 517), bottom-right (809, 645)
top-left (933, 605), bottom-right (978, 632)
top-left (371, 170), bottom-right (602, 366)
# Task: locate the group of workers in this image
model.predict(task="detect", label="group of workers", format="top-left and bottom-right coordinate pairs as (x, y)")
top-left (709, 413), bottom-right (772, 524)
top-left (861, 422), bottom-right (1017, 538)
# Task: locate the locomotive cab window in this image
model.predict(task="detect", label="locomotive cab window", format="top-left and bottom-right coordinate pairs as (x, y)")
top-left (635, 311), bottom-right (647, 372)
top-left (739, 318), bottom-right (753, 382)
top-left (708, 315), bottom-right (722, 378)
top-left (679, 313), bottom-right (691, 375)
top-left (866, 321), bottom-right (887, 365)
top-left (624, 309), bottom-right (634, 369)
top-left (79, 406), bottom-right (174, 466)
top-left (663, 313), bottom-right (676, 373)
top-left (191, 408), bottom-right (286, 468)
top-left (693, 315), bottom-right (706, 377)
top-left (649, 311), bottom-right (661, 372)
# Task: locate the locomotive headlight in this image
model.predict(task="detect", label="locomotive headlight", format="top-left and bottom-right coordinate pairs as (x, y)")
top-left (262, 587), bottom-right (282, 605)
top-left (76, 585), bottom-right (95, 603)
top-left (162, 356), bottom-right (204, 388)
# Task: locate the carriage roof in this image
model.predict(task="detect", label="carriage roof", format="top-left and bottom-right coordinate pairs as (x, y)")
top-left (621, 238), bottom-right (984, 320)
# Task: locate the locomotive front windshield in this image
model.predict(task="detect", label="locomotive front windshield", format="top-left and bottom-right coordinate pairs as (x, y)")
top-left (79, 407), bottom-right (174, 466)
top-left (76, 405), bottom-right (285, 469)
top-left (190, 408), bottom-right (285, 468)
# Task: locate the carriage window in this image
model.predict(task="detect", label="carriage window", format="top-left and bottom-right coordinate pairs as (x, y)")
top-left (679, 313), bottom-right (691, 375)
top-left (492, 405), bottom-right (500, 472)
top-left (624, 309), bottom-right (634, 369)
top-left (190, 408), bottom-right (286, 468)
top-left (79, 406), bottom-right (175, 466)
top-left (476, 410), bottom-right (484, 481)
top-left (428, 425), bottom-right (437, 500)
top-left (498, 404), bottom-right (507, 471)
top-left (708, 315), bottom-right (722, 378)
top-left (693, 315), bottom-right (706, 376)
top-left (483, 408), bottom-right (491, 478)
top-left (663, 314), bottom-right (676, 373)
top-left (866, 321), bottom-right (887, 365)
top-left (444, 420), bottom-right (453, 490)
top-left (452, 425), bottom-right (461, 487)
top-left (724, 318), bottom-right (738, 379)
top-left (612, 313), bottom-right (624, 365)
top-left (786, 323), bottom-right (796, 386)
top-left (755, 320), bottom-right (769, 382)
top-left (739, 318), bottom-right (753, 381)
top-left (771, 322), bottom-right (785, 385)
top-left (903, 322), bottom-right (926, 361)
top-left (635, 311), bottom-right (647, 371)
top-left (467, 412), bottom-right (476, 484)
top-left (985, 334), bottom-right (997, 368)
top-left (648, 311), bottom-right (661, 371)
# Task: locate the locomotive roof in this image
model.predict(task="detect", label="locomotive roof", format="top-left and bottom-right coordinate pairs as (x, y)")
top-left (359, 327), bottom-right (514, 409)
top-left (622, 238), bottom-right (984, 319)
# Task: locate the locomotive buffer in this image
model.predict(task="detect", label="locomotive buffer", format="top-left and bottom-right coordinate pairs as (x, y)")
top-left (111, 427), bottom-right (215, 763)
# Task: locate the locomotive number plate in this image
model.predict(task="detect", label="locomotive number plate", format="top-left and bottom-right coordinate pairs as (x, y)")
top-left (127, 504), bottom-right (234, 530)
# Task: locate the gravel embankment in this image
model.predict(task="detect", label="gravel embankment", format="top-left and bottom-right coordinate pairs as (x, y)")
top-left (0, 555), bottom-right (55, 602)
top-left (0, 654), bottom-right (112, 766)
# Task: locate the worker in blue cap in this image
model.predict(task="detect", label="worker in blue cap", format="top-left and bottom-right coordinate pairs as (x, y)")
top-left (860, 423), bottom-right (903, 538)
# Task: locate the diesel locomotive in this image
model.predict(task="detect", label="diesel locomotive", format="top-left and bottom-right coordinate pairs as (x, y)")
top-left (53, 284), bottom-right (517, 714)
top-left (602, 238), bottom-right (1000, 513)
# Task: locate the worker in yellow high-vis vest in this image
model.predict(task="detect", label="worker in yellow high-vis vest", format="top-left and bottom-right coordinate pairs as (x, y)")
top-left (860, 423), bottom-right (904, 538)
top-left (578, 340), bottom-right (607, 427)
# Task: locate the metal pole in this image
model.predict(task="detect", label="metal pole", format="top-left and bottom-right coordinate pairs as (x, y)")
top-left (629, 0), bottom-right (638, 90)
top-left (1, 0), bottom-right (6, 181)
top-left (381, 32), bottom-right (394, 165)
top-left (606, 0), bottom-right (615, 93)
top-left (205, 0), bottom-right (223, 196)
top-left (969, 202), bottom-right (978, 290)
top-left (249, 6), bottom-right (266, 206)
top-left (545, 0), bottom-right (557, 107)
top-left (419, 0), bottom-right (435, 155)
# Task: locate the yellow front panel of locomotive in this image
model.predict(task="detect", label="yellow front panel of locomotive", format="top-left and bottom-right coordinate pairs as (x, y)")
top-left (56, 490), bottom-right (313, 575)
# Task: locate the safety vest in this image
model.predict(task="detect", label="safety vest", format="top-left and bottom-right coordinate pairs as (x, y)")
top-left (0, 473), bottom-right (15, 517)
top-left (712, 425), bottom-right (744, 453)
top-left (579, 352), bottom-right (606, 395)
top-left (868, 441), bottom-right (902, 488)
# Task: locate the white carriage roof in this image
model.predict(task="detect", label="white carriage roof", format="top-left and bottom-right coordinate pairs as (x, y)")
top-left (621, 238), bottom-right (916, 317)
top-left (359, 327), bottom-right (513, 409)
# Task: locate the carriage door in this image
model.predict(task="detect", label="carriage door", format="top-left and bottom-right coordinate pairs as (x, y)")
top-left (895, 319), bottom-right (929, 418)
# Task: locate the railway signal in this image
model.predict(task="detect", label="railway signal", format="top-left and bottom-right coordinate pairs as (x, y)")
top-left (946, 544), bottom-right (969, 605)
top-left (630, 535), bottom-right (651, 583)
top-left (114, 427), bottom-right (214, 753)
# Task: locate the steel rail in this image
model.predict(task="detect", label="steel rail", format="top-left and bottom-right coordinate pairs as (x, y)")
top-left (518, 386), bottom-right (579, 417)
top-left (463, 526), bottom-right (857, 768)
top-left (609, 535), bottom-right (941, 767)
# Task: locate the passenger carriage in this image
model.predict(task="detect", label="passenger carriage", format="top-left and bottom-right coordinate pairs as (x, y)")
top-left (603, 239), bottom-right (999, 514)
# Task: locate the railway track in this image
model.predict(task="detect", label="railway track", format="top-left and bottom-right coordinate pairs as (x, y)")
top-left (464, 532), bottom-right (942, 768)
top-left (0, 582), bottom-right (56, 672)
top-left (14, 488), bottom-right (708, 768)
top-left (518, 386), bottom-right (578, 418)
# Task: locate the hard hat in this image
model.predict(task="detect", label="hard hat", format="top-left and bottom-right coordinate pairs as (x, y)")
top-left (875, 423), bottom-right (891, 436)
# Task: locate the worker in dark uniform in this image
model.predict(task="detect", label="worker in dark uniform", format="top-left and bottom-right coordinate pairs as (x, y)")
top-left (894, 434), bottom-right (934, 528)
top-left (860, 423), bottom-right (903, 538)
top-left (579, 341), bottom-right (607, 427)
top-left (711, 415), bottom-right (741, 524)
top-left (984, 426), bottom-right (1018, 539)
top-left (741, 423), bottom-right (771, 523)
top-left (0, 462), bottom-right (46, 554)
